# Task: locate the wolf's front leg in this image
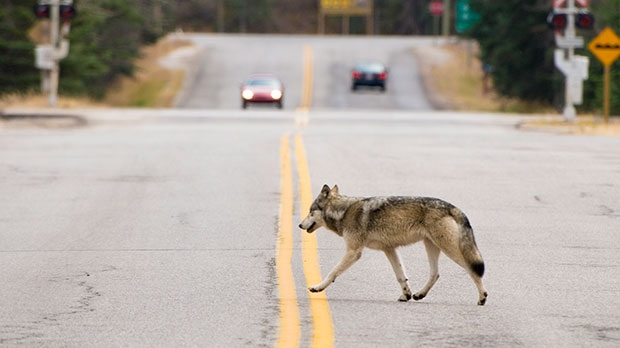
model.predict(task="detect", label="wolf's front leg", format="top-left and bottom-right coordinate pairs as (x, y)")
top-left (384, 248), bottom-right (413, 302)
top-left (309, 248), bottom-right (362, 293)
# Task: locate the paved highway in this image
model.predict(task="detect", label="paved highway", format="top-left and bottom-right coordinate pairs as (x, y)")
top-left (181, 34), bottom-right (438, 110)
top-left (1, 34), bottom-right (619, 347)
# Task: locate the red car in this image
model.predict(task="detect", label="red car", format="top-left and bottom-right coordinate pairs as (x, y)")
top-left (241, 74), bottom-right (284, 109)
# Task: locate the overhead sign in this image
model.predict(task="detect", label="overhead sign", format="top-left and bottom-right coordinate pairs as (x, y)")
top-left (320, 0), bottom-right (371, 15)
top-left (588, 26), bottom-right (620, 67)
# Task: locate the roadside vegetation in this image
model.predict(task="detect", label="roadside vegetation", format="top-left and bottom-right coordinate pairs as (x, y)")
top-left (0, 36), bottom-right (190, 108)
top-left (1, 0), bottom-right (619, 120)
top-left (104, 36), bottom-right (191, 107)
top-left (467, 0), bottom-right (620, 117)
top-left (421, 42), bottom-right (554, 113)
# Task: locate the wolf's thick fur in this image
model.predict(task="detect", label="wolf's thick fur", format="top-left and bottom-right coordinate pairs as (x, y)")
top-left (299, 185), bottom-right (488, 305)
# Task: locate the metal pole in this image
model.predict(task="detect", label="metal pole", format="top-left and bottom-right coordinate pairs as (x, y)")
top-left (216, 0), bottom-right (224, 33)
top-left (442, 0), bottom-right (451, 36)
top-left (562, 0), bottom-right (576, 122)
top-left (49, 0), bottom-right (59, 107)
top-left (604, 65), bottom-right (610, 124)
top-left (367, 0), bottom-right (374, 35)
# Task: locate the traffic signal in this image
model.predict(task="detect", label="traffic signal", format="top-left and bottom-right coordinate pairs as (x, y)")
top-left (576, 13), bottom-right (594, 29)
top-left (59, 5), bottom-right (76, 22)
top-left (33, 4), bottom-right (50, 19)
top-left (547, 12), bottom-right (567, 31)
top-left (547, 11), bottom-right (594, 31)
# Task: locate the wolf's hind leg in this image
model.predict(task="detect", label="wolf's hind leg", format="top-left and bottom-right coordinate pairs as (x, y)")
top-left (384, 248), bottom-right (413, 301)
top-left (413, 239), bottom-right (440, 301)
top-left (469, 271), bottom-right (488, 305)
top-left (308, 248), bottom-right (362, 293)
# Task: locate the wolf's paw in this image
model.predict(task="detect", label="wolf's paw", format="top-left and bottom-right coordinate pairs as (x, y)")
top-left (477, 292), bottom-right (488, 306)
top-left (412, 293), bottom-right (426, 301)
top-left (308, 286), bottom-right (323, 293)
top-left (398, 293), bottom-right (412, 302)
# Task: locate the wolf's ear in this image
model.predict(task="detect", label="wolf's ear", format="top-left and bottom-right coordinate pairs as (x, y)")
top-left (330, 185), bottom-right (339, 196)
top-left (321, 184), bottom-right (331, 196)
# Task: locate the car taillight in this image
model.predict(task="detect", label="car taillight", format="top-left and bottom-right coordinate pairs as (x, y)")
top-left (378, 72), bottom-right (387, 80)
top-left (352, 71), bottom-right (361, 79)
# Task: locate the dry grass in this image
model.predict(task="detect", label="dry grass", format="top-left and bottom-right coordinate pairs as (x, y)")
top-left (421, 41), bottom-right (620, 136)
top-left (105, 37), bottom-right (191, 107)
top-left (0, 93), bottom-right (106, 108)
top-left (423, 42), bottom-right (553, 113)
top-left (521, 115), bottom-right (620, 136)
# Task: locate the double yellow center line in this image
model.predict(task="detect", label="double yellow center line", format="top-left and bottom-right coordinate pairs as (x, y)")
top-left (275, 45), bottom-right (334, 348)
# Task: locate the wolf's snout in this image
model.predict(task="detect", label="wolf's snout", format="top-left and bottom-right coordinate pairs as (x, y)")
top-left (299, 219), bottom-right (317, 233)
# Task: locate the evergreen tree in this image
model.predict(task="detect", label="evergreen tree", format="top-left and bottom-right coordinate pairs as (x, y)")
top-left (0, 0), bottom-right (39, 94)
top-left (60, 0), bottom-right (148, 98)
top-left (465, 0), bottom-right (562, 104)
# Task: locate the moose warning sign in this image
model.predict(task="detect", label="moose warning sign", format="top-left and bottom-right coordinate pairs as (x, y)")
top-left (588, 26), bottom-right (620, 123)
top-left (588, 26), bottom-right (620, 67)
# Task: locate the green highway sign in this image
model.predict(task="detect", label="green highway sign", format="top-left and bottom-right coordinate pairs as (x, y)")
top-left (456, 0), bottom-right (480, 33)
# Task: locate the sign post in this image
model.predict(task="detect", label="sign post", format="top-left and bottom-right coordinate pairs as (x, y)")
top-left (588, 26), bottom-right (620, 123)
top-left (429, 1), bottom-right (443, 36)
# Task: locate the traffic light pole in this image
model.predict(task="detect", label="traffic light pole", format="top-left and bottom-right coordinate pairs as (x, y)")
top-left (34, 0), bottom-right (73, 107)
top-left (551, 0), bottom-right (593, 123)
top-left (562, 0), bottom-right (577, 121)
top-left (49, 0), bottom-right (60, 107)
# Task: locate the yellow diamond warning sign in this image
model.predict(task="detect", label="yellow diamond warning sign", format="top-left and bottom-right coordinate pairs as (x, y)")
top-left (588, 26), bottom-right (620, 67)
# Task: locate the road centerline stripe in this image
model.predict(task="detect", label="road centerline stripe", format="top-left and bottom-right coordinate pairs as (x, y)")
top-left (302, 45), bottom-right (314, 109)
top-left (295, 45), bottom-right (313, 128)
top-left (275, 134), bottom-right (300, 348)
top-left (294, 134), bottom-right (335, 348)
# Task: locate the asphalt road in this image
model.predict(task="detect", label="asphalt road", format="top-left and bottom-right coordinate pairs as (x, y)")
top-left (180, 34), bottom-right (439, 110)
top-left (1, 34), bottom-right (620, 347)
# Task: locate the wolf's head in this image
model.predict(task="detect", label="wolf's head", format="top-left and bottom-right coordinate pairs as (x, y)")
top-left (299, 184), bottom-right (339, 233)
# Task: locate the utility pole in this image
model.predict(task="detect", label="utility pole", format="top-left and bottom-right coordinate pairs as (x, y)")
top-left (33, 0), bottom-right (75, 107)
top-left (442, 0), bottom-right (451, 36)
top-left (217, 0), bottom-right (225, 33)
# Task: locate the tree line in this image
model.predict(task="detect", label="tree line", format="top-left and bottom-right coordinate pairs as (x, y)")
top-left (467, 0), bottom-right (620, 114)
top-left (1, 0), bottom-right (618, 114)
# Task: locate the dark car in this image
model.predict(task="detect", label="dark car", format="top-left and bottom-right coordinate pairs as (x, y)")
top-left (241, 74), bottom-right (284, 109)
top-left (351, 62), bottom-right (388, 92)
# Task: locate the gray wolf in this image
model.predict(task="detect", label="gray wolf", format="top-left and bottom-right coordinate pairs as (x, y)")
top-left (299, 185), bottom-right (488, 305)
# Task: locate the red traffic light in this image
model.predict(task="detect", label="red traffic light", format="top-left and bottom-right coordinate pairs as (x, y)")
top-left (547, 12), bottom-right (567, 31)
top-left (33, 4), bottom-right (50, 19)
top-left (576, 13), bottom-right (594, 29)
top-left (59, 5), bottom-right (76, 22)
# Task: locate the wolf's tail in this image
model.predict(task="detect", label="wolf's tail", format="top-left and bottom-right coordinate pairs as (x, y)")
top-left (456, 212), bottom-right (485, 278)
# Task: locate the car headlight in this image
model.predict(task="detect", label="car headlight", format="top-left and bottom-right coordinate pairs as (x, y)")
top-left (271, 90), bottom-right (282, 100)
top-left (242, 89), bottom-right (254, 100)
